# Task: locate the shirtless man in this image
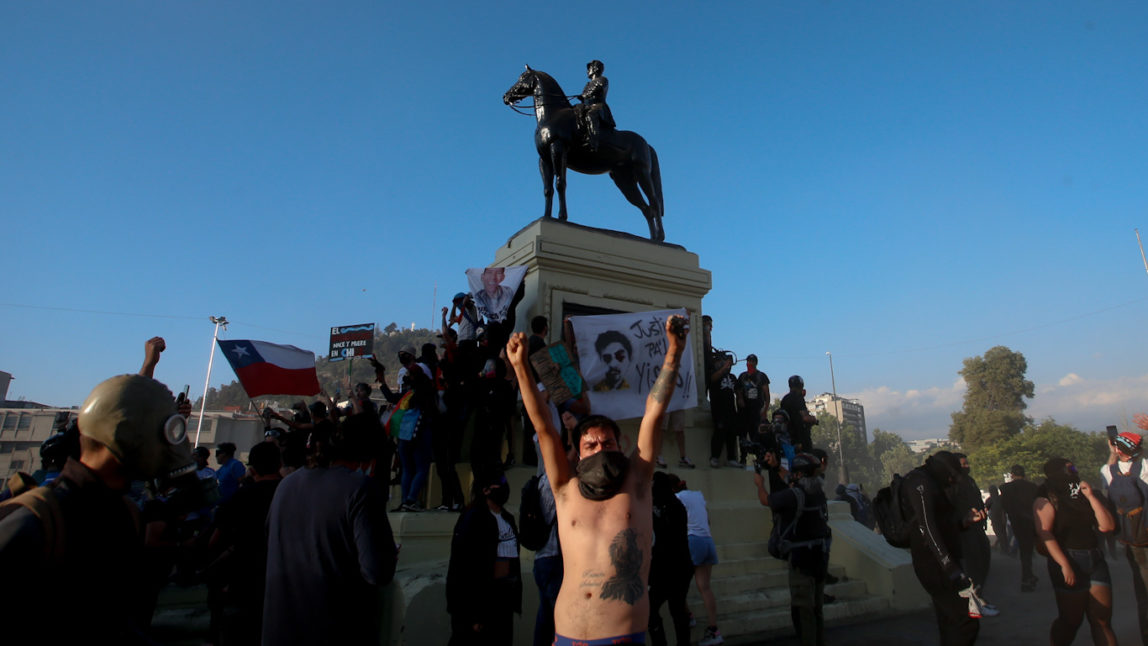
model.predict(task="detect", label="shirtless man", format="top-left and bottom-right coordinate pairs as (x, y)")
top-left (507, 313), bottom-right (687, 645)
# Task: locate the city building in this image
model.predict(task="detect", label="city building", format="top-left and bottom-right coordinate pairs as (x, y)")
top-left (907, 438), bottom-right (958, 454)
top-left (809, 392), bottom-right (868, 443)
top-left (0, 405), bottom-right (268, 482)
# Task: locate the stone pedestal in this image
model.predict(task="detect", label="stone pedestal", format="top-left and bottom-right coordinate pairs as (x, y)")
top-left (493, 217), bottom-right (712, 402)
top-left (490, 217), bottom-right (714, 462)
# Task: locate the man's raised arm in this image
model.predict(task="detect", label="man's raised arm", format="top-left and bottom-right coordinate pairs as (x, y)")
top-left (507, 332), bottom-right (572, 488)
top-left (637, 315), bottom-right (688, 466)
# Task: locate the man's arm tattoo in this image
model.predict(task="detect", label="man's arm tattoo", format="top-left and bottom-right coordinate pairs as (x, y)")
top-left (599, 528), bottom-right (645, 605)
top-left (651, 365), bottom-right (678, 403)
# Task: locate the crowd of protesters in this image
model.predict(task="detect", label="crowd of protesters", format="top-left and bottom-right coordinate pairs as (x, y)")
top-left (6, 307), bottom-right (1148, 646)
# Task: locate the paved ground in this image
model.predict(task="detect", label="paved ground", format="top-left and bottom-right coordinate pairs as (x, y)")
top-left (757, 547), bottom-right (1141, 646)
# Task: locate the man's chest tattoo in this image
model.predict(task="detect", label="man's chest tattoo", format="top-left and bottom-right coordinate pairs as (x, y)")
top-left (599, 528), bottom-right (644, 605)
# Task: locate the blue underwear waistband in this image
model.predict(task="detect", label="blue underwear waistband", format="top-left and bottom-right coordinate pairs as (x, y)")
top-left (553, 632), bottom-right (646, 646)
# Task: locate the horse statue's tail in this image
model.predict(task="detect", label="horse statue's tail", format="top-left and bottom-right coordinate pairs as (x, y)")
top-left (650, 146), bottom-right (664, 219)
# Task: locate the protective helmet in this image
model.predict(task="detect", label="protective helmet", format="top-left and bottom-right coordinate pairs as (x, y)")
top-left (587, 59), bottom-right (604, 73)
top-left (78, 374), bottom-right (195, 480)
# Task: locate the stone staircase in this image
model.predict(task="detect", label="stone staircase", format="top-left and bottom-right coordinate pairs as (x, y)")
top-left (674, 538), bottom-right (891, 644)
top-left (392, 465), bottom-right (925, 645)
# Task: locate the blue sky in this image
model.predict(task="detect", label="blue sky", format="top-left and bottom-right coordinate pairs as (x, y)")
top-left (3, 2), bottom-right (1147, 440)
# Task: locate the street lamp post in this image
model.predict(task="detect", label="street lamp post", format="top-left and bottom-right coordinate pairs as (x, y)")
top-left (194, 315), bottom-right (228, 448)
top-left (826, 351), bottom-right (848, 485)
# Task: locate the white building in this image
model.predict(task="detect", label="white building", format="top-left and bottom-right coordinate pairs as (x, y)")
top-left (0, 406), bottom-right (269, 481)
top-left (809, 393), bottom-right (867, 443)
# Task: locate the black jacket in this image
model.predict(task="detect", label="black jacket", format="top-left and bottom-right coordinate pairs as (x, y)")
top-left (903, 465), bottom-right (964, 584)
top-left (446, 503), bottom-right (522, 622)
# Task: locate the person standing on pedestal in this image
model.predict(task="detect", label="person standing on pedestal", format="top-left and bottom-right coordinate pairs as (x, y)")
top-left (702, 315), bottom-right (738, 468)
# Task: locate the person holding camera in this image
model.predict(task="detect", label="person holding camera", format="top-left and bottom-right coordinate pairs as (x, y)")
top-left (1101, 428), bottom-right (1148, 644)
top-left (753, 453), bottom-right (830, 646)
top-left (702, 315), bottom-right (738, 468)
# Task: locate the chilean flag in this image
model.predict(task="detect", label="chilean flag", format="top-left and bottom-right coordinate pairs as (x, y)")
top-left (217, 339), bottom-right (321, 398)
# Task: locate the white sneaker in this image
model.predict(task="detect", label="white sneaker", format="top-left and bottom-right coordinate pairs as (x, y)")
top-left (699, 626), bottom-right (724, 646)
top-left (709, 458), bottom-right (720, 468)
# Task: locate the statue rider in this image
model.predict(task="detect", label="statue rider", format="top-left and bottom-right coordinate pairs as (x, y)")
top-left (575, 59), bottom-right (616, 152)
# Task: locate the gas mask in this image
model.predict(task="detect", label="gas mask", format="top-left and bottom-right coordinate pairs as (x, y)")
top-left (78, 374), bottom-right (196, 482)
top-left (576, 450), bottom-right (630, 500)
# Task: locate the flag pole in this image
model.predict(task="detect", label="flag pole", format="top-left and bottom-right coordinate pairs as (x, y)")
top-left (1136, 228), bottom-right (1148, 277)
top-left (195, 315), bottom-right (228, 448)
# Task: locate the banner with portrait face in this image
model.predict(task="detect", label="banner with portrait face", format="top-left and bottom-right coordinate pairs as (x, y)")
top-left (569, 308), bottom-right (697, 420)
top-left (466, 265), bottom-right (527, 322)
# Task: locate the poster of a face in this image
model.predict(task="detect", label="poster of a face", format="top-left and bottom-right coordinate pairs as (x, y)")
top-left (569, 308), bottom-right (697, 421)
top-left (466, 266), bottom-right (527, 322)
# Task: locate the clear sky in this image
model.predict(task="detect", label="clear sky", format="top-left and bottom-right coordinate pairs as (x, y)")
top-left (3, 2), bottom-right (1146, 440)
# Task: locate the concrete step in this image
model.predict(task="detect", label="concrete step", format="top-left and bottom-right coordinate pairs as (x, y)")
top-left (717, 540), bottom-right (771, 561)
top-left (714, 555), bottom-right (788, 576)
top-left (697, 564), bottom-right (850, 599)
top-left (674, 595), bottom-right (893, 645)
top-left (704, 580), bottom-right (870, 616)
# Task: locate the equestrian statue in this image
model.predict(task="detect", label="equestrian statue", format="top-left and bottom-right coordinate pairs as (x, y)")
top-left (503, 61), bottom-right (665, 242)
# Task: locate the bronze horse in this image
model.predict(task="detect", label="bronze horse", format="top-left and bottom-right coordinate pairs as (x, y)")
top-left (503, 66), bottom-right (665, 242)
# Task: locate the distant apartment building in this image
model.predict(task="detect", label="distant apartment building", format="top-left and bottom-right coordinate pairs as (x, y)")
top-left (0, 405), bottom-right (269, 481)
top-left (809, 393), bottom-right (867, 443)
top-left (907, 438), bottom-right (959, 454)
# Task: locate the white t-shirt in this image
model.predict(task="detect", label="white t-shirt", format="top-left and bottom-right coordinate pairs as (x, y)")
top-left (397, 361), bottom-right (433, 391)
top-left (494, 511), bottom-right (518, 558)
top-left (675, 489), bottom-right (712, 538)
top-left (1100, 458), bottom-right (1148, 487)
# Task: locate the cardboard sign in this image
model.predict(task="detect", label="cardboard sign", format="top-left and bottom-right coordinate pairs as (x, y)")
top-left (530, 341), bottom-right (584, 404)
top-left (328, 323), bottom-right (375, 361)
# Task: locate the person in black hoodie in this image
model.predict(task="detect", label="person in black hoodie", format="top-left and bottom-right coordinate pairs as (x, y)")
top-left (648, 471), bottom-right (693, 646)
top-left (446, 466), bottom-right (522, 646)
top-left (903, 450), bottom-right (987, 646)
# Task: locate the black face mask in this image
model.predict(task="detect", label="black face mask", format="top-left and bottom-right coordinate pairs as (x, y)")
top-left (1045, 460), bottom-right (1082, 500)
top-left (576, 451), bottom-right (630, 501)
top-left (487, 481), bottom-right (510, 507)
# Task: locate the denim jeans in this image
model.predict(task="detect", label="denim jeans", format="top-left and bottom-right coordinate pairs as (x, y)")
top-left (1126, 543), bottom-right (1148, 645)
top-left (532, 555), bottom-right (563, 646)
top-left (399, 427), bottom-right (433, 505)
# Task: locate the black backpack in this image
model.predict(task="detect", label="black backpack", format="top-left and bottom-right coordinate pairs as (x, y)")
top-left (518, 474), bottom-right (552, 551)
top-left (874, 473), bottom-right (914, 548)
top-left (767, 487), bottom-right (828, 560)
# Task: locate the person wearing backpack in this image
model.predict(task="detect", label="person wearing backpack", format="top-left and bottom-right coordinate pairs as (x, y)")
top-left (903, 451), bottom-right (986, 646)
top-left (1101, 430), bottom-right (1148, 644)
top-left (754, 453), bottom-right (830, 646)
